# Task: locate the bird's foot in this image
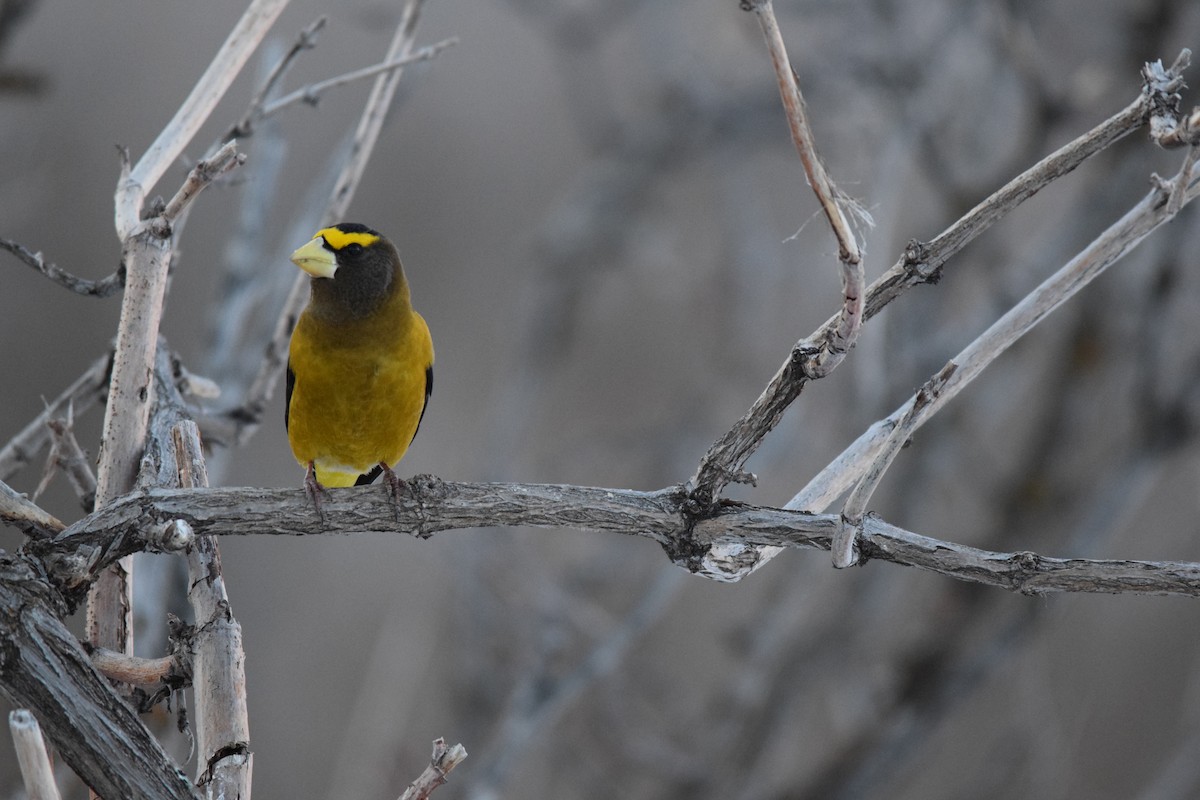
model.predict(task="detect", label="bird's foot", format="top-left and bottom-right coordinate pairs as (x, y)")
top-left (379, 462), bottom-right (407, 523)
top-left (304, 461), bottom-right (331, 521)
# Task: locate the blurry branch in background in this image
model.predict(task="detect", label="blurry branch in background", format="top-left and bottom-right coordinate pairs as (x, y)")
top-left (0, 239), bottom-right (125, 297)
top-left (463, 568), bottom-right (683, 800)
top-left (34, 404), bottom-right (98, 512)
top-left (0, 352), bottom-right (111, 481)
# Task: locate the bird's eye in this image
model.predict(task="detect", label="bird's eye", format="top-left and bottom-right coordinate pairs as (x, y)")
top-left (343, 243), bottom-right (364, 256)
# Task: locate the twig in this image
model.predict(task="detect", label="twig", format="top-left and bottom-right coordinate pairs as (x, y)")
top-left (36, 477), bottom-right (1200, 598)
top-left (114, 0), bottom-right (287, 237)
top-left (686, 54), bottom-right (1184, 515)
top-left (398, 738), bottom-right (468, 800)
top-left (0, 352), bottom-right (111, 481)
top-left (833, 364), bottom-right (956, 568)
top-left (327, 0), bottom-right (427, 223)
top-left (229, 15), bottom-right (327, 139)
top-left (0, 476), bottom-right (64, 539)
top-left (9, 709), bottom-right (62, 800)
top-left (745, 1), bottom-right (864, 379)
top-left (794, 161), bottom-right (1200, 519)
top-left (260, 37), bottom-right (458, 120)
top-left (1145, 50), bottom-right (1198, 149)
top-left (89, 648), bottom-right (179, 687)
top-left (0, 238), bottom-right (124, 297)
top-left (33, 404), bottom-right (98, 512)
top-left (161, 141), bottom-right (246, 223)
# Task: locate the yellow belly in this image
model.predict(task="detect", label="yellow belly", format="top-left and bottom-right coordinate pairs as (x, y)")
top-left (287, 308), bottom-right (432, 487)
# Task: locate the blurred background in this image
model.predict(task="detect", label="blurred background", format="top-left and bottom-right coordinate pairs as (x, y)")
top-left (3, 0), bottom-right (1200, 798)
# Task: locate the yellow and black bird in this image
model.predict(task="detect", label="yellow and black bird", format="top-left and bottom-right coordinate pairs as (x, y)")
top-left (285, 222), bottom-right (433, 509)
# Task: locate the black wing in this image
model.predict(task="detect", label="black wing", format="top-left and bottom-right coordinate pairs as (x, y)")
top-left (412, 364), bottom-right (433, 443)
top-left (284, 360), bottom-right (296, 432)
top-left (354, 364), bottom-right (433, 487)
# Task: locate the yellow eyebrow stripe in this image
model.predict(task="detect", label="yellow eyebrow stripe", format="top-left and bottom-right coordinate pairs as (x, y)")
top-left (317, 227), bottom-right (380, 251)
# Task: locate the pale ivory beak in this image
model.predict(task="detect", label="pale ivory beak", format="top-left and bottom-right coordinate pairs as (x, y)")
top-left (290, 237), bottom-right (338, 279)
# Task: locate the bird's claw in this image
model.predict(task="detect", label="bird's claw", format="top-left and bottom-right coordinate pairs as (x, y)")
top-left (379, 462), bottom-right (407, 523)
top-left (304, 461), bottom-right (331, 522)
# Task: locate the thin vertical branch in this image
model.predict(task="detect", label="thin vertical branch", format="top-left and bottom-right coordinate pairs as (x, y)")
top-left (89, 144), bottom-right (244, 673)
top-left (9, 709), bottom-right (62, 800)
top-left (174, 420), bottom-right (252, 797)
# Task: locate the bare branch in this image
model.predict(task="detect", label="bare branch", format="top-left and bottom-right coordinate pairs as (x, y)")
top-left (229, 15), bottom-right (327, 139)
top-left (796, 161), bottom-right (1200, 518)
top-left (744, 0), bottom-right (867, 383)
top-left (35, 477), bottom-right (1200, 598)
top-left (174, 421), bottom-right (252, 797)
top-left (0, 238), bottom-right (124, 297)
top-left (161, 140), bottom-right (246, 223)
top-left (398, 738), bottom-right (468, 800)
top-left (326, 0), bottom-right (427, 223)
top-left (114, 0), bottom-right (287, 236)
top-left (89, 649), bottom-right (178, 687)
top-left (0, 476), bottom-right (64, 539)
top-left (834, 364), bottom-right (956, 568)
top-left (0, 353), bottom-right (112, 482)
top-left (260, 36), bottom-right (458, 120)
top-left (689, 49), bottom-right (1190, 555)
top-left (33, 407), bottom-right (97, 512)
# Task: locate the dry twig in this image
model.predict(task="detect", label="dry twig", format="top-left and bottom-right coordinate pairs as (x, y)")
top-left (398, 738), bottom-right (468, 800)
top-left (0, 239), bottom-right (124, 297)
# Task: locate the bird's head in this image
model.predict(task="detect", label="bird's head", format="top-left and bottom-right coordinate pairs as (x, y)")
top-left (291, 222), bottom-right (406, 318)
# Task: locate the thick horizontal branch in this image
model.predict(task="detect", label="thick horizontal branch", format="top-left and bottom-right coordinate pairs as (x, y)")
top-left (40, 478), bottom-right (1200, 598)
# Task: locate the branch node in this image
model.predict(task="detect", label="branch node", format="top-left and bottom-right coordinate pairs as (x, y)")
top-left (150, 519), bottom-right (195, 552)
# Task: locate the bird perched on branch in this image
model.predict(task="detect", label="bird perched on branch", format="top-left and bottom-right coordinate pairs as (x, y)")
top-left (285, 222), bottom-right (433, 512)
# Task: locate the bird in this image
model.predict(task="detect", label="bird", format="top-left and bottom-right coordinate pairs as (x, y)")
top-left (285, 222), bottom-right (433, 514)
